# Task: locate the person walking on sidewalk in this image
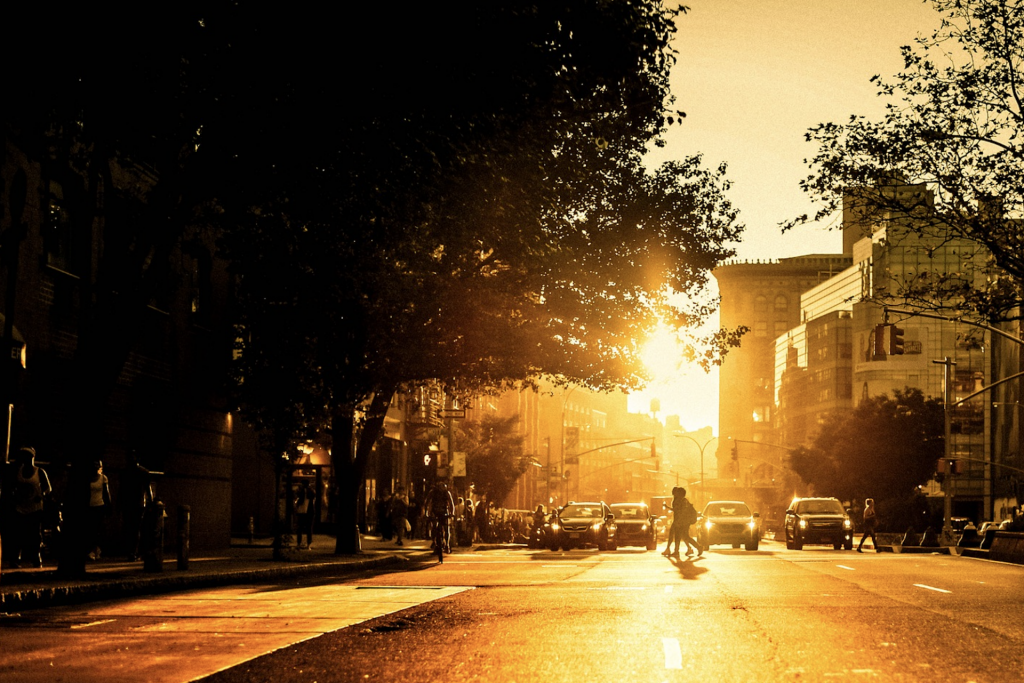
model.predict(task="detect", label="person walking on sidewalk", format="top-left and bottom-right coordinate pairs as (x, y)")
top-left (9, 447), bottom-right (51, 567)
top-left (857, 498), bottom-right (879, 552)
top-left (390, 492), bottom-right (409, 546)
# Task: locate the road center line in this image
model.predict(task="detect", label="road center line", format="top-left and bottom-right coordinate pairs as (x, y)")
top-left (664, 585), bottom-right (673, 593)
top-left (836, 565), bottom-right (855, 571)
top-left (662, 638), bottom-right (683, 669)
top-left (914, 583), bottom-right (952, 594)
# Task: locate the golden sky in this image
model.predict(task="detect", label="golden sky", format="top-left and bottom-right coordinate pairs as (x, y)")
top-left (631, 0), bottom-right (941, 432)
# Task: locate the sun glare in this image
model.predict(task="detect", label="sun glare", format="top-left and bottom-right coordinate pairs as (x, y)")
top-left (641, 325), bottom-right (684, 383)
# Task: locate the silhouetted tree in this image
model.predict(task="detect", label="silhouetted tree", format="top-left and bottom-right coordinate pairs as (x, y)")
top-left (787, 388), bottom-right (944, 529)
top-left (790, 0), bottom-right (1024, 321)
top-left (221, 2), bottom-right (746, 552)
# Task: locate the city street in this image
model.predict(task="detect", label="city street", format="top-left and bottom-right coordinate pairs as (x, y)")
top-left (2, 540), bottom-right (1022, 683)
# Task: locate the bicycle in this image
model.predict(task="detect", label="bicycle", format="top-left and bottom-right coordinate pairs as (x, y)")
top-left (432, 514), bottom-right (450, 563)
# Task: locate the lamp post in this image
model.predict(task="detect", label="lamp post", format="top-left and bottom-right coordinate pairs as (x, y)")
top-left (674, 435), bottom-right (717, 509)
top-left (559, 385), bottom-right (579, 505)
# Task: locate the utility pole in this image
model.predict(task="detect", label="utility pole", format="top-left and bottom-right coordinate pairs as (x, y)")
top-left (933, 356), bottom-right (956, 539)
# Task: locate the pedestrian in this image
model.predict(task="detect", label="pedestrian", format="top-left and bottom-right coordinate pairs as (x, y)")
top-left (661, 486), bottom-right (680, 556)
top-left (666, 486), bottom-right (701, 557)
top-left (390, 492), bottom-right (409, 546)
top-left (377, 492), bottom-right (392, 541)
top-left (294, 480), bottom-right (315, 549)
top-left (857, 498), bottom-right (879, 552)
top-left (86, 460), bottom-right (112, 560)
top-left (464, 498), bottom-right (476, 545)
top-left (8, 447), bottom-right (51, 567)
top-left (475, 496), bottom-right (490, 542)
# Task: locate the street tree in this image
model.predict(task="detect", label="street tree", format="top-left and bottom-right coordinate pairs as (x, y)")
top-left (787, 388), bottom-right (944, 529)
top-left (790, 0), bottom-right (1024, 322)
top-left (457, 415), bottom-right (528, 507)
top-left (222, 2), bottom-right (745, 552)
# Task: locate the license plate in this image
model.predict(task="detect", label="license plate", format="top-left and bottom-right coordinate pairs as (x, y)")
top-left (569, 533), bottom-right (580, 539)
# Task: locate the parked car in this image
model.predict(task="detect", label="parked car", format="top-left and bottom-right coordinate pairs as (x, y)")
top-left (549, 501), bottom-right (617, 551)
top-left (784, 497), bottom-right (853, 550)
top-left (697, 500), bottom-right (760, 551)
top-left (610, 503), bottom-right (657, 550)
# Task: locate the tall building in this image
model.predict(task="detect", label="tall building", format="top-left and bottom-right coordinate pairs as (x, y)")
top-left (764, 181), bottom-right (1019, 523)
top-left (713, 254), bottom-right (851, 486)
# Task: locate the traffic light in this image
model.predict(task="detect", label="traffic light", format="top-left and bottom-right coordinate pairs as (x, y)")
top-left (889, 325), bottom-right (905, 355)
top-left (872, 324), bottom-right (887, 358)
top-left (731, 443), bottom-right (738, 461)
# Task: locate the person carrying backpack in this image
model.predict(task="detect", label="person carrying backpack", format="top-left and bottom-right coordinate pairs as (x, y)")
top-left (666, 486), bottom-right (702, 557)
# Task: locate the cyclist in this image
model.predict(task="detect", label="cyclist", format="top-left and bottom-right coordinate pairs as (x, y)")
top-left (426, 481), bottom-right (456, 553)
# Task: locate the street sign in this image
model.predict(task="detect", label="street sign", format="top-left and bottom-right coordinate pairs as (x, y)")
top-left (437, 409), bottom-right (466, 419)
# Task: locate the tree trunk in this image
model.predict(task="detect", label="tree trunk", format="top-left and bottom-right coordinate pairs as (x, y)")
top-left (331, 387), bottom-right (395, 554)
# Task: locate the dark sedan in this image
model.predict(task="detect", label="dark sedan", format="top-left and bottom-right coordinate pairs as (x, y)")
top-left (549, 501), bottom-right (617, 551)
top-left (610, 503), bottom-right (658, 550)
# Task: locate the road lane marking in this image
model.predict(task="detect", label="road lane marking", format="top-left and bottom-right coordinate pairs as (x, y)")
top-left (664, 586), bottom-right (673, 593)
top-left (662, 638), bottom-right (683, 669)
top-left (914, 584), bottom-right (952, 594)
top-left (836, 565), bottom-right (855, 571)
top-left (586, 586), bottom-right (645, 591)
top-left (70, 619), bottom-right (116, 629)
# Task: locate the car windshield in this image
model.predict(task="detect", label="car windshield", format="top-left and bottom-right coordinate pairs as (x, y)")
top-left (561, 504), bottom-right (603, 519)
top-left (704, 503), bottom-right (751, 517)
top-left (612, 505), bottom-right (647, 519)
top-left (795, 500), bottom-right (845, 515)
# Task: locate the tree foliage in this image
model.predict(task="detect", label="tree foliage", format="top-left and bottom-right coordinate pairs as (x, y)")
top-left (787, 388), bottom-right (944, 526)
top-left (457, 415), bottom-right (528, 506)
top-left (218, 2), bottom-right (744, 550)
top-left (790, 0), bottom-right (1024, 321)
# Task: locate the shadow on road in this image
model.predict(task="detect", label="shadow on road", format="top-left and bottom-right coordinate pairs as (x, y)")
top-left (667, 555), bottom-right (710, 580)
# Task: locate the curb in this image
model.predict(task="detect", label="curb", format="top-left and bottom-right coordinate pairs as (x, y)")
top-left (0, 552), bottom-right (430, 613)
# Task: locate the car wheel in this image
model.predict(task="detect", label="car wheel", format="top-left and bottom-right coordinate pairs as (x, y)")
top-left (549, 540), bottom-right (560, 551)
top-left (746, 538), bottom-right (759, 551)
top-left (598, 537), bottom-right (608, 552)
top-left (793, 531), bottom-right (804, 551)
top-left (646, 537), bottom-right (657, 551)
top-left (785, 529), bottom-right (794, 550)
top-left (833, 541), bottom-right (842, 550)
top-left (844, 539), bottom-right (853, 551)
top-left (732, 542), bottom-right (741, 549)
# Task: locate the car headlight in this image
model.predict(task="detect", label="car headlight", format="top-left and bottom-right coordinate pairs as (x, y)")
top-left (640, 524), bottom-right (648, 532)
top-left (843, 519), bottom-right (852, 529)
top-left (798, 519), bottom-right (807, 529)
top-left (550, 522), bottom-right (560, 531)
top-left (747, 521), bottom-right (756, 530)
top-left (704, 521), bottom-right (713, 530)
top-left (592, 522), bottom-right (603, 531)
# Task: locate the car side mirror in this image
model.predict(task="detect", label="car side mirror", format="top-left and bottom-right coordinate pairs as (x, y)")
top-left (785, 509), bottom-right (794, 515)
top-left (753, 512), bottom-right (760, 518)
top-left (605, 514), bottom-right (615, 522)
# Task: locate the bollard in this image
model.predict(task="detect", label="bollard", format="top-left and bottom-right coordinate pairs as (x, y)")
top-left (920, 526), bottom-right (941, 547)
top-left (142, 501), bottom-right (165, 573)
top-left (177, 505), bottom-right (190, 570)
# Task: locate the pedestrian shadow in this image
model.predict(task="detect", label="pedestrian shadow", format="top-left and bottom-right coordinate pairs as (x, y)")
top-left (667, 555), bottom-right (709, 580)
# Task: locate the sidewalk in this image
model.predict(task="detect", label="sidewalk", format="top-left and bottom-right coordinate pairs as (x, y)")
top-left (0, 533), bottom-right (442, 613)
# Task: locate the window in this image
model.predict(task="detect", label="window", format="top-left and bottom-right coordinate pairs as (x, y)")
top-left (774, 295), bottom-right (788, 311)
top-left (44, 181), bottom-right (77, 273)
top-left (754, 321), bottom-right (767, 338)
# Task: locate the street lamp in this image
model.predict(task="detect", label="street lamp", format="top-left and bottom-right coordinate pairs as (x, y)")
top-left (674, 434), bottom-right (717, 508)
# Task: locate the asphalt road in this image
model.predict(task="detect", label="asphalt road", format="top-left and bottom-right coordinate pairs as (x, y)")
top-left (2, 541), bottom-right (1022, 683)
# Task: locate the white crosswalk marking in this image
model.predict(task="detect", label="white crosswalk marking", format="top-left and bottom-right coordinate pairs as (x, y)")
top-left (662, 637), bottom-right (683, 669)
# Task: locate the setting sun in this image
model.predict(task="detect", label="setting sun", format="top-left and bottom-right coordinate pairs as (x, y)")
top-left (632, 323), bottom-right (719, 432)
